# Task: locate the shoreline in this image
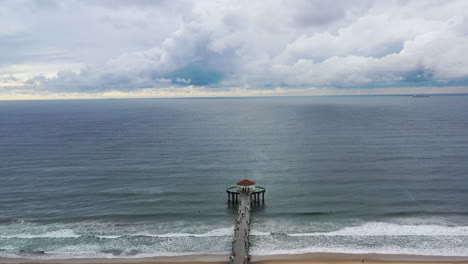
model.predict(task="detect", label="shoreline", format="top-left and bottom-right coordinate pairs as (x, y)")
top-left (2, 253), bottom-right (468, 264)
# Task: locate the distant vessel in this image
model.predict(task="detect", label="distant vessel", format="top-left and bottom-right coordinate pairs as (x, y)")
top-left (412, 94), bottom-right (430, 97)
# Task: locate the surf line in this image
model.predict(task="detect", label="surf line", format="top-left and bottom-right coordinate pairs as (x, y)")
top-left (227, 179), bottom-right (266, 264)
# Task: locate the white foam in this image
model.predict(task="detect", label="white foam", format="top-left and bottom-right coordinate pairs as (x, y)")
top-left (250, 230), bottom-right (271, 236)
top-left (0, 229), bottom-right (80, 239)
top-left (3, 221), bottom-right (468, 260)
top-left (0, 225), bottom-right (234, 240)
top-left (95, 235), bottom-right (121, 239)
top-left (287, 222), bottom-right (468, 237)
top-left (251, 245), bottom-right (468, 257)
top-left (0, 243), bottom-right (227, 260)
top-left (137, 227), bottom-right (234, 238)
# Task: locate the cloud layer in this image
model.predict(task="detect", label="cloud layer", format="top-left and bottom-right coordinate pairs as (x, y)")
top-left (1, 0), bottom-right (468, 98)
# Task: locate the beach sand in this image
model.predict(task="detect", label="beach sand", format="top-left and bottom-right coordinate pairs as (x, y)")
top-left (2, 253), bottom-right (468, 264)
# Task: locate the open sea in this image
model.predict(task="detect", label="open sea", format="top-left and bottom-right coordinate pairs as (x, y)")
top-left (0, 96), bottom-right (467, 259)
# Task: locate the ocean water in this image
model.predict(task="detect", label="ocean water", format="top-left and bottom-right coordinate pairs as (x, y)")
top-left (0, 96), bottom-right (467, 259)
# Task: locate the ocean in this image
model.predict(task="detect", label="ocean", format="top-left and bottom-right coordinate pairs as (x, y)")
top-left (0, 96), bottom-right (467, 259)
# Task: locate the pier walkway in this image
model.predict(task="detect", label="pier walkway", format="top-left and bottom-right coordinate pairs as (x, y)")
top-left (230, 190), bottom-right (251, 264)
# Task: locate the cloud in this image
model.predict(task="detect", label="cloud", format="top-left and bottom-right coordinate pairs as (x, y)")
top-left (1, 0), bottom-right (468, 97)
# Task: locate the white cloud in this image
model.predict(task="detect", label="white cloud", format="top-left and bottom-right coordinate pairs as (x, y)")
top-left (1, 0), bottom-right (468, 98)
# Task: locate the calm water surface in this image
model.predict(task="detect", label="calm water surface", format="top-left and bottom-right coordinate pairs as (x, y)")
top-left (0, 96), bottom-right (467, 258)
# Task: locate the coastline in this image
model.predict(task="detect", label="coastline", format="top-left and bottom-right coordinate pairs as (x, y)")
top-left (2, 253), bottom-right (468, 264)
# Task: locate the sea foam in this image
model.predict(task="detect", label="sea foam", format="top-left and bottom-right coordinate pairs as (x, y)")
top-left (286, 222), bottom-right (468, 237)
top-left (0, 229), bottom-right (80, 239)
top-left (137, 227), bottom-right (234, 238)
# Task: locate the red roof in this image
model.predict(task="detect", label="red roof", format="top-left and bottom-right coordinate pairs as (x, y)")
top-left (237, 179), bottom-right (255, 186)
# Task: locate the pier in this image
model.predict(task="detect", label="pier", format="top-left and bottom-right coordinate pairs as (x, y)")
top-left (227, 182), bottom-right (266, 204)
top-left (227, 179), bottom-right (265, 264)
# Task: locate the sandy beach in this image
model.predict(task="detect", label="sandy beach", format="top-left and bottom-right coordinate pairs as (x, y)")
top-left (2, 253), bottom-right (468, 264)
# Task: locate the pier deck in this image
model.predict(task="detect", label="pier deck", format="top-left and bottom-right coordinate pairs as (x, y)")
top-left (230, 190), bottom-right (251, 264)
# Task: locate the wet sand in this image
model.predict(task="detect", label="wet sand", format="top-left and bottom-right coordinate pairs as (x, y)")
top-left (2, 253), bottom-right (468, 264)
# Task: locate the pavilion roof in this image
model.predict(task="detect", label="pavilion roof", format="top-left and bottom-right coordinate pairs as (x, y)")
top-left (237, 179), bottom-right (255, 186)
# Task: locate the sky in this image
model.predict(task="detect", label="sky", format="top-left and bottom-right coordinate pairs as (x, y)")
top-left (1, 0), bottom-right (468, 99)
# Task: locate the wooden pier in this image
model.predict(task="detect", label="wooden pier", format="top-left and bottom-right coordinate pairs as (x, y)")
top-left (227, 179), bottom-right (265, 264)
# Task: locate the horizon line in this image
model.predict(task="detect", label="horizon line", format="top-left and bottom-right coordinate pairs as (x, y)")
top-left (0, 93), bottom-right (467, 101)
